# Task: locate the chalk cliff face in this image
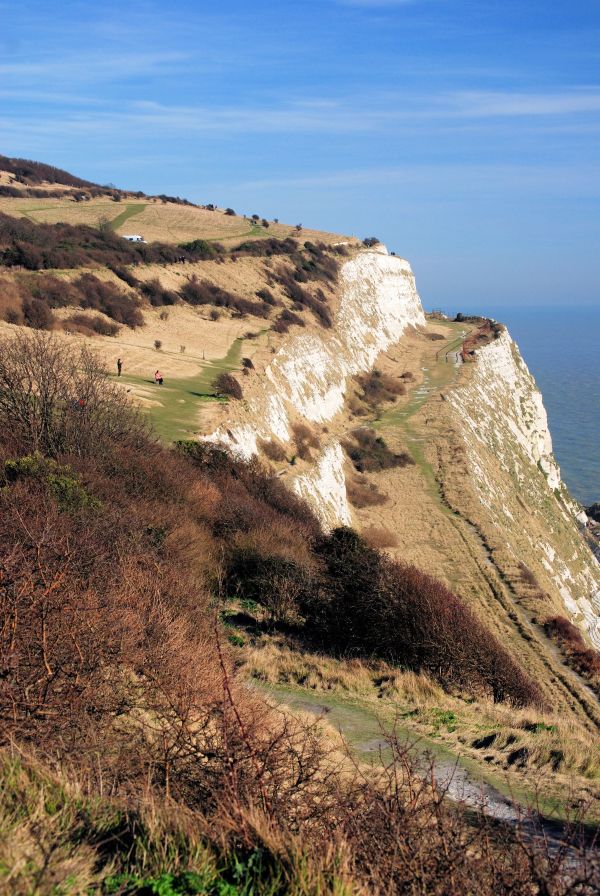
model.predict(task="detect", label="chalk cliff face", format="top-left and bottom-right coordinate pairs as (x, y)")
top-left (445, 329), bottom-right (600, 649)
top-left (205, 247), bottom-right (425, 527)
top-left (204, 248), bottom-right (599, 652)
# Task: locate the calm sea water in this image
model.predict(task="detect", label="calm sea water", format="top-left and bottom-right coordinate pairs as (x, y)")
top-left (441, 306), bottom-right (600, 508)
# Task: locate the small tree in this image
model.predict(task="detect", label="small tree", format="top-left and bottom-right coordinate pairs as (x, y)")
top-left (224, 207), bottom-right (236, 216)
top-left (295, 223), bottom-right (303, 232)
top-left (154, 339), bottom-right (162, 351)
top-left (362, 236), bottom-right (380, 247)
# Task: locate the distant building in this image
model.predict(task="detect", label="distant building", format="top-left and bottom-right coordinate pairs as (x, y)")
top-left (123, 234), bottom-right (146, 243)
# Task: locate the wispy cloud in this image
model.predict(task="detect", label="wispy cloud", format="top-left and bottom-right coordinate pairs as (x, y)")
top-left (445, 89), bottom-right (600, 117)
top-left (0, 51), bottom-right (190, 83)
top-left (229, 162), bottom-right (600, 198)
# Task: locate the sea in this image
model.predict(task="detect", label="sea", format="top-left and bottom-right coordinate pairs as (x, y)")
top-left (441, 306), bottom-right (599, 509)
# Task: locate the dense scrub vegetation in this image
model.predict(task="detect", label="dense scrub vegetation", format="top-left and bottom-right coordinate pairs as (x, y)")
top-left (543, 615), bottom-right (600, 694)
top-left (0, 212), bottom-right (215, 269)
top-left (0, 153), bottom-right (100, 189)
top-left (342, 427), bottom-right (414, 473)
top-left (355, 368), bottom-right (406, 409)
top-left (0, 212), bottom-right (342, 333)
top-left (180, 277), bottom-right (272, 318)
top-left (0, 331), bottom-right (596, 894)
top-left (460, 318), bottom-right (505, 360)
top-left (0, 272), bottom-right (142, 330)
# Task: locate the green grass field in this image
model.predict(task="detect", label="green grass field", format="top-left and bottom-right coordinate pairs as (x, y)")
top-left (114, 337), bottom-right (243, 442)
top-left (108, 202), bottom-right (147, 231)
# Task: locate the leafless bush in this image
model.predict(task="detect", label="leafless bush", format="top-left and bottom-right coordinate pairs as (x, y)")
top-left (180, 278), bottom-right (270, 318)
top-left (544, 616), bottom-right (600, 687)
top-left (141, 277), bottom-right (179, 307)
top-left (22, 297), bottom-right (55, 329)
top-left (0, 330), bottom-right (146, 457)
top-left (214, 372), bottom-right (243, 400)
top-left (75, 273), bottom-right (144, 327)
top-left (346, 475), bottom-right (388, 507)
top-left (343, 428), bottom-right (414, 473)
top-left (518, 561), bottom-right (539, 588)
top-left (274, 309), bottom-right (305, 333)
top-left (356, 369), bottom-right (406, 408)
top-left (64, 312), bottom-right (119, 337)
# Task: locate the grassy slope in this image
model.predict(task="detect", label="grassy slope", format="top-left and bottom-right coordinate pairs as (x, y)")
top-left (0, 192), bottom-right (352, 249)
top-left (1, 177), bottom-right (598, 859)
top-left (0, 750), bottom-right (334, 896)
top-left (114, 336), bottom-right (243, 442)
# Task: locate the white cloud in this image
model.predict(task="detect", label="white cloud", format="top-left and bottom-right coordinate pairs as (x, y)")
top-left (445, 89), bottom-right (600, 117)
top-left (229, 162), bottom-right (600, 199)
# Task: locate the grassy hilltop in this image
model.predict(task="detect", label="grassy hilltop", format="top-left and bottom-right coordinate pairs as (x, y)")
top-left (0, 157), bottom-right (598, 895)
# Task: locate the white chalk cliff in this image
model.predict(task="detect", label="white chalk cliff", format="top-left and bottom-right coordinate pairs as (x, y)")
top-left (205, 246), bottom-right (425, 527)
top-left (204, 248), bottom-right (600, 650)
top-left (446, 329), bottom-right (600, 649)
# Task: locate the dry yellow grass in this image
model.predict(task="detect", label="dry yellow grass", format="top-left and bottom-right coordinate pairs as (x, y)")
top-left (234, 633), bottom-right (600, 816)
top-left (0, 193), bottom-right (353, 248)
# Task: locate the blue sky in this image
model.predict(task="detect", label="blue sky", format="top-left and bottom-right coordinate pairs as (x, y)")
top-left (1, 0), bottom-right (599, 310)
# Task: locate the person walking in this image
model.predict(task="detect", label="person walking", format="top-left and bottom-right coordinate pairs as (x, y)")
top-left (154, 370), bottom-right (163, 386)
top-left (117, 358), bottom-right (123, 376)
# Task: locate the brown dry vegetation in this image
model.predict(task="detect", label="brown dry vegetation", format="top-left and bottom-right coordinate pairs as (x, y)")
top-left (0, 332), bottom-right (598, 892)
top-left (544, 616), bottom-right (600, 695)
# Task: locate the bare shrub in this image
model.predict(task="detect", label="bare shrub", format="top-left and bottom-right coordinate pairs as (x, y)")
top-left (275, 269), bottom-right (332, 328)
top-left (22, 297), bottom-right (55, 330)
top-left (356, 369), bottom-right (406, 408)
top-left (256, 287), bottom-right (277, 305)
top-left (343, 428), bottom-right (413, 473)
top-left (64, 312), bottom-right (119, 336)
top-left (214, 372), bottom-right (243, 400)
top-left (273, 309), bottom-right (305, 333)
top-left (0, 277), bottom-right (25, 324)
top-left (346, 476), bottom-right (387, 508)
top-left (225, 526), bottom-right (316, 623)
top-left (180, 278), bottom-right (270, 318)
top-left (0, 330), bottom-right (146, 457)
top-left (75, 273), bottom-right (144, 327)
top-left (141, 277), bottom-right (179, 307)
top-left (108, 264), bottom-right (140, 288)
top-left (544, 615), bottom-right (600, 686)
top-left (518, 561), bottom-right (539, 588)
top-left (24, 273), bottom-right (79, 307)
